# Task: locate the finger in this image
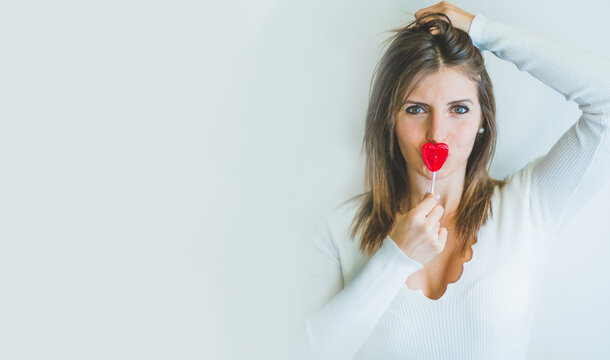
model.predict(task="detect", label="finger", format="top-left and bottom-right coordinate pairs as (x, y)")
top-left (421, 191), bottom-right (441, 201)
top-left (431, 218), bottom-right (440, 235)
top-left (415, 10), bottom-right (436, 20)
top-left (413, 193), bottom-right (439, 216)
top-left (414, 7), bottom-right (433, 19)
top-left (415, 3), bottom-right (442, 17)
top-left (438, 227), bottom-right (448, 248)
top-left (425, 203), bottom-right (444, 224)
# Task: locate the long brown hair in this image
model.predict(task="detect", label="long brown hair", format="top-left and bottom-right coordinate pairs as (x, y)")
top-left (345, 13), bottom-right (506, 257)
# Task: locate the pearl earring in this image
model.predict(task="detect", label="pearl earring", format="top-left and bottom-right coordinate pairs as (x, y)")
top-left (478, 127), bottom-right (485, 134)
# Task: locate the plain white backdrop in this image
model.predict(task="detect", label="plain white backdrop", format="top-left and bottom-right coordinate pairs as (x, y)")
top-left (0, 0), bottom-right (609, 359)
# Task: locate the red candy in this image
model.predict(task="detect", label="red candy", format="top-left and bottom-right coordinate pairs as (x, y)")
top-left (421, 142), bottom-right (449, 172)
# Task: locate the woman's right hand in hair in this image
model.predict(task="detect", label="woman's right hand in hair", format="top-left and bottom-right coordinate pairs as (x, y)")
top-left (414, 1), bottom-right (475, 34)
top-left (388, 193), bottom-right (448, 266)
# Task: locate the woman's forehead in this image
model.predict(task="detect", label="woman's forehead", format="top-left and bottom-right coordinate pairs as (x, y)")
top-left (402, 67), bottom-right (479, 102)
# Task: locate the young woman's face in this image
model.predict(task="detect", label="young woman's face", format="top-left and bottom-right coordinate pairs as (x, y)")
top-left (395, 66), bottom-right (482, 180)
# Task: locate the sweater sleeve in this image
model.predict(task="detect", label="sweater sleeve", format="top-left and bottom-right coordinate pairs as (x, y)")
top-left (469, 14), bottom-right (610, 238)
top-left (302, 210), bottom-right (423, 360)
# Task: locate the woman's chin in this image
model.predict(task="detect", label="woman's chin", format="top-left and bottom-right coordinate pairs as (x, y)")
top-left (424, 167), bottom-right (447, 179)
top-left (407, 164), bottom-right (450, 180)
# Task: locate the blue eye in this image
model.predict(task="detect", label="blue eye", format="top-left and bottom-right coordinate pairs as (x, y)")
top-left (406, 105), bottom-right (425, 114)
top-left (453, 105), bottom-right (469, 114)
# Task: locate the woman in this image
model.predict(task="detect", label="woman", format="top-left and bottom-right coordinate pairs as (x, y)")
top-left (301, 1), bottom-right (610, 359)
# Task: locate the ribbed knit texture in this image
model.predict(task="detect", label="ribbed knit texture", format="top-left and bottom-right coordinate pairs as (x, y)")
top-left (300, 13), bottom-right (610, 360)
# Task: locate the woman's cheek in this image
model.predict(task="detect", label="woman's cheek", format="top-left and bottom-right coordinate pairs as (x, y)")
top-left (397, 122), bottom-right (420, 147)
top-left (450, 122), bottom-right (478, 161)
top-left (455, 121), bottom-right (478, 144)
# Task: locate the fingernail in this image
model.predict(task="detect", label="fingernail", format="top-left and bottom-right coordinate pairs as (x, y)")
top-left (435, 194), bottom-right (440, 200)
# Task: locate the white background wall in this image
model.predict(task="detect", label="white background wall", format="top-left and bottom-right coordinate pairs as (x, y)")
top-left (0, 0), bottom-right (609, 359)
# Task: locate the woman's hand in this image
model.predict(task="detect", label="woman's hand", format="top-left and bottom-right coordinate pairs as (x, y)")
top-left (414, 1), bottom-right (475, 34)
top-left (388, 193), bottom-right (448, 266)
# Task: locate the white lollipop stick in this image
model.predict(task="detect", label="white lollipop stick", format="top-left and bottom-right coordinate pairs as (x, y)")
top-left (429, 172), bottom-right (436, 194)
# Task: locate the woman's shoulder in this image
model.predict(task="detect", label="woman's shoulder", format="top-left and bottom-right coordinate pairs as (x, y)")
top-left (491, 155), bottom-right (546, 218)
top-left (499, 156), bottom-right (544, 195)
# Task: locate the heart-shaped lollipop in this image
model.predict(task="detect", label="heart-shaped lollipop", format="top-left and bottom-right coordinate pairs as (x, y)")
top-left (421, 142), bottom-right (449, 194)
top-left (421, 143), bottom-right (449, 172)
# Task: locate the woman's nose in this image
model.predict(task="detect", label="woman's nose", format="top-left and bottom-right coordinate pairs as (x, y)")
top-left (426, 112), bottom-right (448, 143)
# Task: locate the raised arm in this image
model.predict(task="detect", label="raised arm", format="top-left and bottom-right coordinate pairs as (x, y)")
top-left (301, 209), bottom-right (423, 360)
top-left (468, 14), bottom-right (610, 237)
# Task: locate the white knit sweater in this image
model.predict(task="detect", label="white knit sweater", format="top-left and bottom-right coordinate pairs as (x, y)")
top-left (299, 13), bottom-right (610, 360)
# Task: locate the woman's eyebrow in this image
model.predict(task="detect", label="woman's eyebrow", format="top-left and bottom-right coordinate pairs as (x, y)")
top-left (404, 98), bottom-right (474, 106)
